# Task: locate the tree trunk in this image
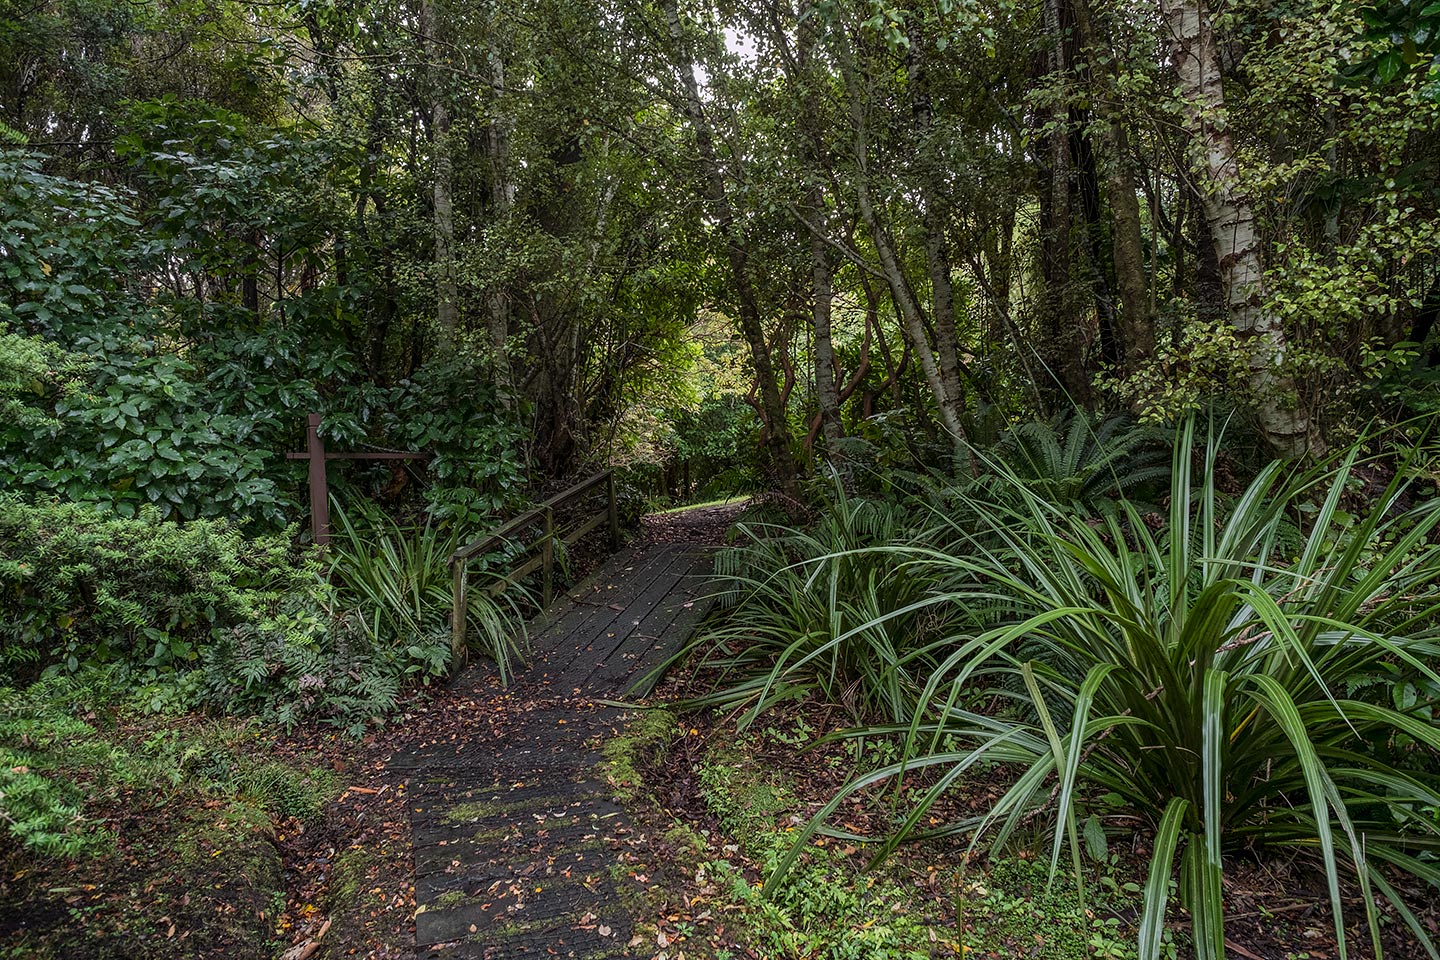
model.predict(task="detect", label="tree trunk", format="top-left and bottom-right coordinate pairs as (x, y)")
top-left (840, 51), bottom-right (968, 447)
top-left (1071, 0), bottom-right (1153, 376)
top-left (422, 0), bottom-right (458, 354)
top-left (662, 0), bottom-right (797, 495)
top-left (790, 16), bottom-right (845, 462)
top-left (810, 230), bottom-right (844, 456)
top-left (486, 33), bottom-right (513, 389)
top-left (1042, 0), bottom-right (1082, 402)
top-left (1159, 0), bottom-right (1313, 458)
top-left (908, 39), bottom-right (971, 430)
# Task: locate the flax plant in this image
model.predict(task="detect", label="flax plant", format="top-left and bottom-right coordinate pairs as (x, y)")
top-left (772, 423), bottom-right (1440, 959)
top-left (328, 509), bottom-right (528, 683)
top-left (683, 485), bottom-right (936, 725)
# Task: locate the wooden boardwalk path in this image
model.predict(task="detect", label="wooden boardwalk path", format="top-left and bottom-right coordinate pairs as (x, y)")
top-left (394, 540), bottom-right (719, 959)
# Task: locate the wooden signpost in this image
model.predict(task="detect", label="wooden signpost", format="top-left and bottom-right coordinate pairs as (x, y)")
top-left (284, 413), bottom-right (428, 545)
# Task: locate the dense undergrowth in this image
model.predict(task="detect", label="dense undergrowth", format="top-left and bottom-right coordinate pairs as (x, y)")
top-left (685, 416), bottom-right (1440, 959)
top-left (0, 668), bottom-right (342, 959)
top-left (608, 701), bottom-right (1168, 959)
top-left (0, 495), bottom-right (539, 868)
top-left (0, 499), bottom-right (527, 728)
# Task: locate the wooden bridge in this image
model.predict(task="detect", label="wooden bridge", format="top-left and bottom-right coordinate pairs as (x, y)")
top-left (395, 531), bottom-right (725, 959)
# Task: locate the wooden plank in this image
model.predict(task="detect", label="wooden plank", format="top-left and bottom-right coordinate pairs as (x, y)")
top-left (561, 510), bottom-right (608, 547)
top-left (541, 469), bottom-right (612, 513)
top-left (622, 577), bottom-right (719, 698)
top-left (584, 550), bottom-right (718, 697)
top-left (482, 551), bottom-right (547, 597)
top-left (526, 544), bottom-right (682, 664)
top-left (582, 550), bottom-right (711, 681)
top-left (451, 507), bottom-right (548, 562)
top-left (545, 546), bottom-right (701, 694)
top-left (524, 545), bottom-right (679, 661)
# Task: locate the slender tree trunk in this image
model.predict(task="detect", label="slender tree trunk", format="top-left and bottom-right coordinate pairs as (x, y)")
top-left (790, 14), bottom-right (845, 462)
top-left (486, 32), bottom-right (513, 389)
top-left (908, 40), bottom-right (970, 428)
top-left (1072, 0), bottom-right (1153, 376)
top-left (1040, 0), bottom-right (1088, 403)
top-left (862, 274), bottom-right (907, 410)
top-left (242, 228), bottom-right (260, 316)
top-left (422, 0), bottom-right (458, 353)
top-left (1159, 0), bottom-right (1313, 457)
top-left (663, 0), bottom-right (797, 495)
top-left (841, 52), bottom-right (967, 447)
top-left (810, 230), bottom-right (844, 455)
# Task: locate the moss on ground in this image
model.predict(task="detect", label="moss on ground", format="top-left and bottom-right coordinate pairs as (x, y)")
top-left (316, 845), bottom-right (379, 958)
top-left (0, 694), bottom-right (341, 960)
top-left (601, 707), bottom-right (676, 803)
top-left (0, 799), bottom-right (287, 960)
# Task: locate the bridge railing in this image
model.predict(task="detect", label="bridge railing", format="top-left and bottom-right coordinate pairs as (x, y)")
top-left (449, 470), bottom-right (619, 657)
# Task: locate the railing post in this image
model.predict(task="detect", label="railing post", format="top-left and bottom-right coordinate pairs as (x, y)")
top-left (541, 507), bottom-right (555, 609)
top-left (451, 561), bottom-right (468, 666)
top-left (607, 470), bottom-right (620, 551)
top-left (305, 413), bottom-right (331, 546)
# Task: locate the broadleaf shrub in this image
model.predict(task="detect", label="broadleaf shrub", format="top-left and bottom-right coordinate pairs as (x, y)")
top-left (0, 499), bottom-right (458, 733)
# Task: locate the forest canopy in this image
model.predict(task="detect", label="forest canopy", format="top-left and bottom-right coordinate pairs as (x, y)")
top-left (3, 0), bottom-right (1437, 515)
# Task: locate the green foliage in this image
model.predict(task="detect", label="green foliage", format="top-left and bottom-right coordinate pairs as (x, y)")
top-left (0, 324), bottom-right (88, 431)
top-left (696, 752), bottom-right (936, 960)
top-left (0, 498), bottom-right (464, 733)
top-left (1349, 0), bottom-right (1440, 96)
top-left (689, 480), bottom-right (938, 724)
top-left (0, 680), bottom-right (110, 857)
top-left (773, 423), bottom-right (1440, 959)
top-left (328, 507), bottom-right (527, 684)
top-left (0, 140), bottom-right (527, 529)
top-left (0, 148), bottom-right (289, 523)
top-left (0, 673), bottom-right (338, 858)
top-left (967, 412), bottom-right (1170, 512)
top-left (960, 857), bottom-right (1170, 960)
top-left (0, 497), bottom-right (316, 681)
top-left (1095, 315), bottom-right (1253, 424)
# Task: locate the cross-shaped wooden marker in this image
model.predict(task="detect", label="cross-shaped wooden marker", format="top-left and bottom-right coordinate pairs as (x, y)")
top-left (284, 413), bottom-right (428, 545)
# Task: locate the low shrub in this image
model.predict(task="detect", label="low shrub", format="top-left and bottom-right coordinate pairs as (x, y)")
top-left (328, 508), bottom-right (527, 684)
top-left (0, 497), bottom-right (316, 683)
top-left (0, 673), bottom-right (339, 857)
top-left (0, 498), bottom-right (462, 732)
top-left (686, 481), bottom-right (937, 725)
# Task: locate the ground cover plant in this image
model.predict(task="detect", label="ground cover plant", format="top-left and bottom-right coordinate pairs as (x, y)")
top-left (603, 687), bottom-right (1169, 960)
top-left (691, 484), bottom-right (937, 724)
top-left (0, 672), bottom-right (342, 958)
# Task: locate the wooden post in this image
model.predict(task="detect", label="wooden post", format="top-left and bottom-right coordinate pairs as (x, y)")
top-left (541, 507), bottom-right (555, 609)
top-left (285, 413), bottom-right (428, 546)
top-left (607, 470), bottom-right (620, 551)
top-left (304, 413), bottom-right (331, 545)
top-left (451, 561), bottom-right (468, 665)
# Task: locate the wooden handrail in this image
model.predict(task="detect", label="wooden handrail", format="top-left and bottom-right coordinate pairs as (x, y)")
top-left (449, 469), bottom-right (621, 665)
top-left (449, 470), bottom-right (614, 563)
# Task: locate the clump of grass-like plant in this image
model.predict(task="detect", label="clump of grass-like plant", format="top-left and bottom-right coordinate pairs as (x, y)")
top-left (328, 509), bottom-right (527, 684)
top-left (773, 422), bottom-right (1440, 960)
top-left (683, 481), bottom-right (939, 725)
